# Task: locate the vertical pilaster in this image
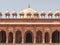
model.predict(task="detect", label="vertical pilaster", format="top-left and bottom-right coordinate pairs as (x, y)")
top-left (22, 32), bottom-right (24, 44)
top-left (42, 27), bottom-right (45, 44)
top-left (50, 38), bottom-right (52, 44)
top-left (50, 33), bottom-right (52, 44)
top-left (6, 31), bottom-right (8, 44)
top-left (13, 26), bottom-right (15, 44)
top-left (33, 26), bottom-right (36, 44)
top-left (13, 32), bottom-right (15, 44)
top-left (22, 27), bottom-right (24, 44)
top-left (34, 30), bottom-right (36, 44)
top-left (43, 32), bottom-right (45, 44)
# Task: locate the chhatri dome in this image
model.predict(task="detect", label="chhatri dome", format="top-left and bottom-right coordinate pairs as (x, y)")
top-left (41, 10), bottom-right (46, 16)
top-left (12, 9), bottom-right (17, 16)
top-left (48, 10), bottom-right (53, 16)
top-left (55, 10), bottom-right (60, 16)
top-left (19, 5), bottom-right (39, 18)
top-left (5, 9), bottom-right (10, 16)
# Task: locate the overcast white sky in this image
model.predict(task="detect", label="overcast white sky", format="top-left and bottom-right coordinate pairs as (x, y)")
top-left (0, 0), bottom-right (60, 18)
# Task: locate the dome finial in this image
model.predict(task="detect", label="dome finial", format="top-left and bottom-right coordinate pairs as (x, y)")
top-left (28, 4), bottom-right (30, 8)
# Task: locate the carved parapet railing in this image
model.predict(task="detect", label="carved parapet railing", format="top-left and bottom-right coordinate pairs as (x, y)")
top-left (0, 18), bottom-right (60, 23)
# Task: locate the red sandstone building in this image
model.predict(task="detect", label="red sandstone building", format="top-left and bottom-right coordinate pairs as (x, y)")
top-left (0, 6), bottom-right (60, 45)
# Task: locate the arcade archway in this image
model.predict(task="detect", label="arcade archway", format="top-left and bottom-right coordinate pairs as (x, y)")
top-left (36, 31), bottom-right (42, 43)
top-left (8, 32), bottom-right (13, 43)
top-left (52, 31), bottom-right (60, 43)
top-left (15, 31), bottom-right (22, 43)
top-left (0, 30), bottom-right (6, 43)
top-left (24, 31), bottom-right (33, 43)
top-left (45, 32), bottom-right (50, 43)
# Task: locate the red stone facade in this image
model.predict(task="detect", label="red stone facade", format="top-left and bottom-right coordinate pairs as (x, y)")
top-left (0, 18), bottom-right (60, 45)
top-left (0, 7), bottom-right (60, 45)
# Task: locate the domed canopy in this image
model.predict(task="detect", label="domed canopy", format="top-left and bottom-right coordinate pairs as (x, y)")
top-left (19, 12), bottom-right (24, 16)
top-left (48, 11), bottom-right (53, 16)
top-left (33, 12), bottom-right (39, 16)
top-left (55, 10), bottom-right (60, 16)
top-left (41, 11), bottom-right (46, 16)
top-left (20, 8), bottom-right (38, 14)
top-left (19, 7), bottom-right (39, 18)
top-left (0, 11), bottom-right (2, 16)
top-left (27, 12), bottom-right (32, 16)
top-left (12, 10), bottom-right (17, 16)
top-left (5, 10), bottom-right (10, 16)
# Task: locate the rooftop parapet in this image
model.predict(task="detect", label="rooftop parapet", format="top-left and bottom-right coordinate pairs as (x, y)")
top-left (0, 8), bottom-right (60, 19)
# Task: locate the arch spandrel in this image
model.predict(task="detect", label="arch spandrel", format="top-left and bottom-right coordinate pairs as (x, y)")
top-left (0, 27), bottom-right (7, 32)
top-left (52, 29), bottom-right (60, 34)
top-left (8, 27), bottom-right (17, 32)
top-left (15, 29), bottom-right (22, 33)
top-left (8, 27), bottom-right (14, 31)
top-left (24, 27), bottom-right (35, 33)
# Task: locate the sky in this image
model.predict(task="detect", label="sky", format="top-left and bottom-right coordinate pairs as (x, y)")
top-left (0, 0), bottom-right (60, 18)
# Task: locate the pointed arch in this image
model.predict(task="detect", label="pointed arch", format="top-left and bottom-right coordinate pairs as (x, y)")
top-left (52, 31), bottom-right (59, 43)
top-left (24, 31), bottom-right (33, 43)
top-left (36, 31), bottom-right (42, 43)
top-left (45, 32), bottom-right (50, 43)
top-left (0, 30), bottom-right (6, 43)
top-left (8, 32), bottom-right (13, 43)
top-left (15, 30), bottom-right (22, 43)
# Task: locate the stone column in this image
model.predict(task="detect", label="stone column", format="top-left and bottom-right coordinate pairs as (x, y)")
top-left (43, 33), bottom-right (45, 44)
top-left (50, 32), bottom-right (52, 43)
top-left (34, 31), bottom-right (36, 44)
top-left (33, 26), bottom-right (36, 44)
top-left (22, 27), bottom-right (24, 44)
top-left (42, 27), bottom-right (45, 44)
top-left (13, 32), bottom-right (15, 44)
top-left (22, 32), bottom-right (24, 44)
top-left (13, 26), bottom-right (15, 44)
top-left (6, 31), bottom-right (8, 44)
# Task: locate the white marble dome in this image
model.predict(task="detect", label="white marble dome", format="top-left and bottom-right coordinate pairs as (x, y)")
top-left (48, 11), bottom-right (53, 16)
top-left (19, 12), bottom-right (24, 15)
top-left (41, 11), bottom-right (46, 16)
top-left (5, 9), bottom-right (10, 16)
top-left (55, 10), bottom-right (60, 16)
top-left (19, 7), bottom-right (38, 18)
top-left (20, 8), bottom-right (37, 14)
top-left (12, 10), bottom-right (17, 15)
